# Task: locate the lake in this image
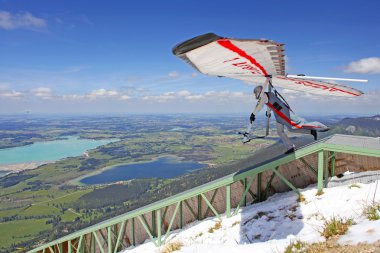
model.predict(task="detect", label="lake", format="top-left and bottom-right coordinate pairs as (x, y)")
top-left (0, 136), bottom-right (116, 165)
top-left (80, 156), bottom-right (205, 185)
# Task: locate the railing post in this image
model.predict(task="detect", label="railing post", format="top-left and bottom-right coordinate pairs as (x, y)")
top-left (331, 151), bottom-right (336, 177)
top-left (324, 151), bottom-right (329, 187)
top-left (107, 227), bottom-right (112, 253)
top-left (179, 201), bottom-right (183, 229)
top-left (68, 241), bottom-right (72, 253)
top-left (156, 209), bottom-right (162, 246)
top-left (317, 150), bottom-right (324, 194)
top-left (91, 232), bottom-right (96, 253)
top-left (226, 184), bottom-right (231, 218)
top-left (243, 178), bottom-right (247, 206)
top-left (257, 173), bottom-right (262, 202)
top-left (197, 195), bottom-right (202, 220)
top-left (77, 235), bottom-right (84, 253)
top-left (132, 218), bottom-right (136, 246)
top-left (151, 210), bottom-right (156, 238)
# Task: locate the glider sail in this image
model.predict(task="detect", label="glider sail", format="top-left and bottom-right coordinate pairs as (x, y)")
top-left (173, 33), bottom-right (363, 97)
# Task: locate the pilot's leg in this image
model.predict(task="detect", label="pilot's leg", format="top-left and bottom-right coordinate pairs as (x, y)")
top-left (276, 122), bottom-right (295, 153)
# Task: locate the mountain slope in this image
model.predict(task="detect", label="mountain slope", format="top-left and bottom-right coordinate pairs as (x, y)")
top-left (331, 115), bottom-right (380, 136)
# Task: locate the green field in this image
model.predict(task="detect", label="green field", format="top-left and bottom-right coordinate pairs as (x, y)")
top-left (0, 115), bottom-right (276, 252)
top-left (0, 219), bottom-right (52, 250)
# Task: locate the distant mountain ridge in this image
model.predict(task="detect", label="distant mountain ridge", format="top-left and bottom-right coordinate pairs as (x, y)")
top-left (332, 115), bottom-right (380, 136)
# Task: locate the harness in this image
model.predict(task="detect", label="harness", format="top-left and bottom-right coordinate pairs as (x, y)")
top-left (264, 90), bottom-right (301, 129)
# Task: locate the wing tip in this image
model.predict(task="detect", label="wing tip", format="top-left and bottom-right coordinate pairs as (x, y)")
top-left (172, 32), bottom-right (222, 55)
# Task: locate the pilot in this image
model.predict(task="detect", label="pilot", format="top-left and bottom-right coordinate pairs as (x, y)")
top-left (250, 85), bottom-right (296, 154)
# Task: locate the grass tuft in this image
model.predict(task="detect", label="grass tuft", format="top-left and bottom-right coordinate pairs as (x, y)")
top-left (321, 216), bottom-right (353, 239)
top-left (315, 190), bottom-right (324, 196)
top-left (208, 221), bottom-right (222, 233)
top-left (298, 194), bottom-right (306, 203)
top-left (284, 240), bottom-right (307, 253)
top-left (162, 241), bottom-right (183, 253)
top-left (231, 221), bottom-right (240, 227)
top-left (363, 202), bottom-right (380, 221)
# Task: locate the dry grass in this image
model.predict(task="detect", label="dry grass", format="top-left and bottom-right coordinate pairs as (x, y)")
top-left (284, 240), bottom-right (307, 253)
top-left (231, 221), bottom-right (240, 227)
top-left (316, 190), bottom-right (324, 196)
top-left (208, 221), bottom-right (222, 233)
top-left (363, 202), bottom-right (380, 221)
top-left (284, 238), bottom-right (380, 253)
top-left (161, 241), bottom-right (183, 253)
top-left (195, 232), bottom-right (203, 238)
top-left (298, 194), bottom-right (306, 203)
top-left (306, 238), bottom-right (380, 253)
top-left (321, 216), bottom-right (353, 239)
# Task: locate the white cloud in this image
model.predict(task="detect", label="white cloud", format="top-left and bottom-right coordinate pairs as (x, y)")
top-left (185, 94), bottom-right (204, 100)
top-left (142, 90), bottom-right (250, 102)
top-left (344, 57), bottom-right (380, 74)
top-left (168, 71), bottom-right (180, 78)
top-left (61, 94), bottom-right (84, 101)
top-left (0, 10), bottom-right (46, 30)
top-left (203, 90), bottom-right (248, 100)
top-left (31, 87), bottom-right (53, 99)
top-left (30, 88), bottom-right (132, 101)
top-left (177, 90), bottom-right (191, 97)
top-left (143, 92), bottom-right (177, 102)
top-left (0, 90), bottom-right (23, 98)
top-left (87, 89), bottom-right (119, 100)
top-left (120, 95), bottom-right (131, 100)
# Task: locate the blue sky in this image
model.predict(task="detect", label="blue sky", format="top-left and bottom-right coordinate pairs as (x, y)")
top-left (0, 0), bottom-right (379, 115)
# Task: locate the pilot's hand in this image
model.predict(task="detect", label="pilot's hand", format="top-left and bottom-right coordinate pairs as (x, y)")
top-left (250, 113), bottom-right (255, 123)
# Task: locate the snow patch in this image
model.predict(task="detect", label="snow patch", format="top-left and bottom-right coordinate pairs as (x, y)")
top-left (123, 173), bottom-right (380, 253)
top-left (338, 220), bottom-right (380, 245)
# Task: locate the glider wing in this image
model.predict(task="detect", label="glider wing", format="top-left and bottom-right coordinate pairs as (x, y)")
top-left (173, 33), bottom-right (363, 97)
top-left (272, 76), bottom-right (363, 97)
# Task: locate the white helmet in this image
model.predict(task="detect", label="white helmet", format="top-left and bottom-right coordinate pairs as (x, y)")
top-left (253, 85), bottom-right (263, 99)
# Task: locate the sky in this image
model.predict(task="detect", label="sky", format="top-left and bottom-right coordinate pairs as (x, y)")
top-left (0, 0), bottom-right (380, 115)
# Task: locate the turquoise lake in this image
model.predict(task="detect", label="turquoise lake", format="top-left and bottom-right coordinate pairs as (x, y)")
top-left (0, 136), bottom-right (116, 165)
top-left (80, 156), bottom-right (205, 185)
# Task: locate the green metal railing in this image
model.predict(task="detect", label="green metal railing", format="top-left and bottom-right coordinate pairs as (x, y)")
top-left (27, 136), bottom-right (380, 253)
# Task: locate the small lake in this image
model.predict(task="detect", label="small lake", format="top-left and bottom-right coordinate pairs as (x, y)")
top-left (80, 156), bottom-right (205, 185)
top-left (0, 136), bottom-right (116, 165)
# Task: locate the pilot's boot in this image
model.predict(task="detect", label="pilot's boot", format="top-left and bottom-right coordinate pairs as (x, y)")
top-left (311, 130), bottom-right (317, 140)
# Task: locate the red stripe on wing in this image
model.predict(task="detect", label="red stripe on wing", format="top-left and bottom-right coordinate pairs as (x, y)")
top-left (217, 39), bottom-right (268, 76)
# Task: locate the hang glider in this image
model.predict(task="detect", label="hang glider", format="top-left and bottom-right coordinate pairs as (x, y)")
top-left (173, 33), bottom-right (365, 97)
